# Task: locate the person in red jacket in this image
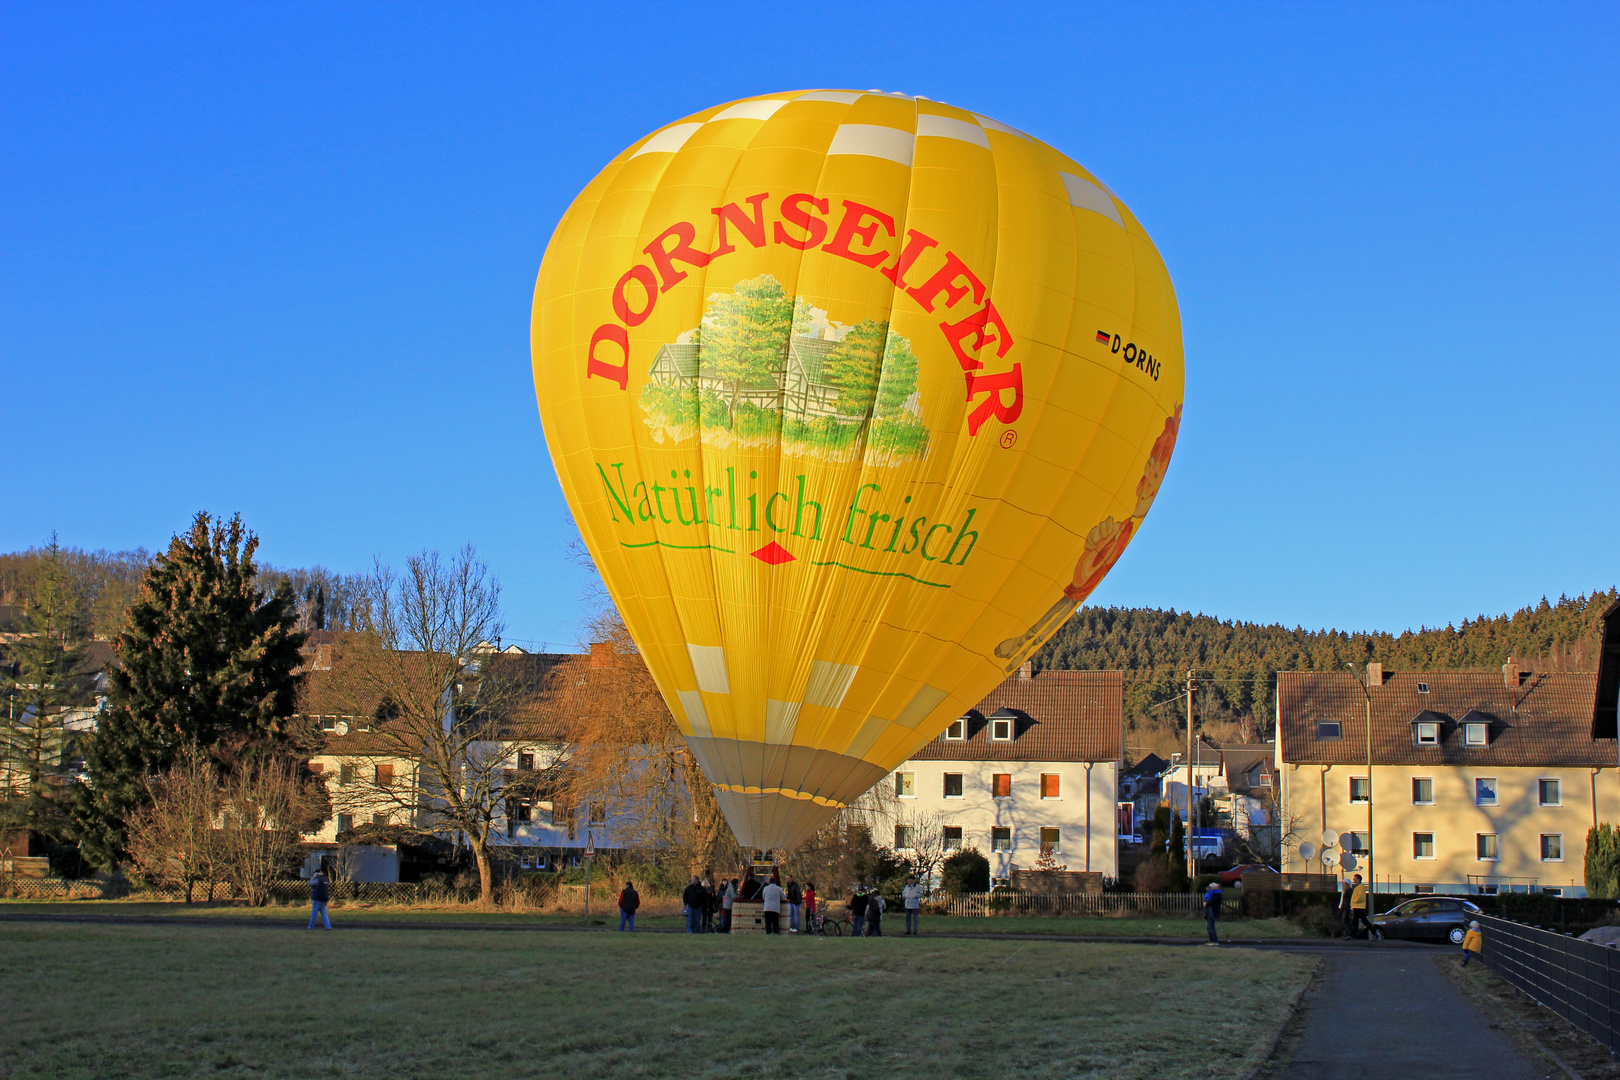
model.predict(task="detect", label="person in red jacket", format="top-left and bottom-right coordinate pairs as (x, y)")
top-left (803, 881), bottom-right (818, 930)
top-left (617, 880), bottom-right (639, 932)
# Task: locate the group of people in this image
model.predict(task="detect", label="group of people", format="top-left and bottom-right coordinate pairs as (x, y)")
top-left (676, 868), bottom-right (814, 934)
top-left (846, 879), bottom-right (924, 936)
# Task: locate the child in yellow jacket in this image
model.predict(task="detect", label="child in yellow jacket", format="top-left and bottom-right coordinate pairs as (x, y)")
top-left (1461, 921), bottom-right (1483, 967)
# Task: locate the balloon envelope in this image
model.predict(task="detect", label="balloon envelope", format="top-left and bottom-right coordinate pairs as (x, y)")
top-left (532, 91), bottom-right (1184, 850)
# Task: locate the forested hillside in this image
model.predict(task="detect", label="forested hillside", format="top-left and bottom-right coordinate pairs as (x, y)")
top-left (1036, 589), bottom-right (1618, 753)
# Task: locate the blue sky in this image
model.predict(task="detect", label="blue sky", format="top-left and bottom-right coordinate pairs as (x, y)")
top-left (4, 3), bottom-right (1615, 648)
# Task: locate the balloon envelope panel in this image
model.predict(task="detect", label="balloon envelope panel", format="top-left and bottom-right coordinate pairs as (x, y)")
top-left (532, 91), bottom-right (1183, 850)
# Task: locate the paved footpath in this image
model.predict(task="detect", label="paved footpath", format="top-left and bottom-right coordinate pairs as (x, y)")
top-left (1278, 947), bottom-right (1544, 1080)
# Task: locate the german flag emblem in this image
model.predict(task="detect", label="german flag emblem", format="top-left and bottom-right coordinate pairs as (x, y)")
top-left (1096, 330), bottom-right (1112, 344)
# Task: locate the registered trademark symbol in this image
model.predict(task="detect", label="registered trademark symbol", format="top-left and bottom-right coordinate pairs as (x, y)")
top-left (1000, 430), bottom-right (1018, 449)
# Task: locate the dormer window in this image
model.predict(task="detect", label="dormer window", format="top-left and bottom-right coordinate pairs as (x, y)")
top-left (1464, 722), bottom-right (1488, 746)
top-left (944, 718), bottom-right (966, 741)
top-left (991, 717), bottom-right (1013, 741)
top-left (1414, 722), bottom-right (1439, 746)
top-left (1416, 682), bottom-right (1431, 694)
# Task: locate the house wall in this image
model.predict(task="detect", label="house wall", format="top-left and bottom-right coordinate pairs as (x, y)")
top-left (891, 759), bottom-right (1119, 880)
top-left (1279, 762), bottom-right (1620, 896)
top-left (305, 753), bottom-right (421, 841)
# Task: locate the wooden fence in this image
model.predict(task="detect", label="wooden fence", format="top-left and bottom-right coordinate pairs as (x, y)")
top-left (946, 891), bottom-right (1203, 917)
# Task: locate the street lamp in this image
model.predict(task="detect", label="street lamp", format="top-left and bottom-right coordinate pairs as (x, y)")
top-left (1345, 663), bottom-right (1375, 901)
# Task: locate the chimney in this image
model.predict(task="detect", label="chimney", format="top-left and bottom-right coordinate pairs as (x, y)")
top-left (590, 641), bottom-right (614, 669)
top-left (1366, 662), bottom-right (1382, 686)
top-left (1018, 660), bottom-right (1033, 680)
top-left (1496, 654), bottom-right (1522, 689)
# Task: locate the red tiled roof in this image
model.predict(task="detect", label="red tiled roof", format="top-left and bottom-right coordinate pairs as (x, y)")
top-left (908, 670), bottom-right (1122, 763)
top-left (1278, 670), bottom-right (1612, 767)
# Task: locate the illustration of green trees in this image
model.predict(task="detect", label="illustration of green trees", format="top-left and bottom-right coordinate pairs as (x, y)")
top-left (697, 274), bottom-right (792, 429)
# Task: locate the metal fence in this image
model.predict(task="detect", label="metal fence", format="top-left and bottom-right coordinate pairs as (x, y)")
top-left (1478, 913), bottom-right (1620, 1053)
top-left (946, 891), bottom-right (1203, 917)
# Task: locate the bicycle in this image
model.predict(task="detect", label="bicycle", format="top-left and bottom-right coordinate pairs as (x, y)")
top-left (803, 909), bottom-right (841, 936)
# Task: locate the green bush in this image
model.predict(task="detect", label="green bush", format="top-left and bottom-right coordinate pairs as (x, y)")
top-left (1294, 904), bottom-right (1342, 938)
top-left (942, 849), bottom-right (991, 894)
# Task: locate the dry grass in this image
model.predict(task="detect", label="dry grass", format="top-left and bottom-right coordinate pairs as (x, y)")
top-left (0, 921), bottom-right (1313, 1079)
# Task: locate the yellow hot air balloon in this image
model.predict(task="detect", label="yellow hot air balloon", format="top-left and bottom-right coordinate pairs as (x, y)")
top-left (531, 90), bottom-right (1183, 851)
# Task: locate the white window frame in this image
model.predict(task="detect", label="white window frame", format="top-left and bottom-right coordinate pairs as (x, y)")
top-left (942, 825), bottom-right (964, 851)
top-left (943, 773), bottom-right (965, 799)
top-left (1475, 777), bottom-right (1498, 806)
top-left (894, 824), bottom-right (915, 850)
top-left (1412, 832), bottom-right (1436, 860)
top-left (895, 771), bottom-right (916, 798)
top-left (1540, 833), bottom-right (1564, 862)
top-left (991, 826), bottom-right (1012, 853)
top-left (1538, 778), bottom-right (1562, 808)
top-left (944, 718), bottom-right (966, 741)
top-left (1343, 831), bottom-right (1368, 855)
top-left (1039, 827), bottom-right (1062, 854)
top-left (990, 717), bottom-right (1013, 741)
top-left (1412, 777), bottom-right (1434, 805)
top-left (1349, 776), bottom-right (1370, 804)
top-left (991, 772), bottom-right (1012, 799)
top-left (1415, 722), bottom-right (1439, 746)
top-left (1464, 722), bottom-right (1488, 746)
top-left (1039, 773), bottom-right (1061, 800)
top-left (1477, 832), bottom-right (1500, 861)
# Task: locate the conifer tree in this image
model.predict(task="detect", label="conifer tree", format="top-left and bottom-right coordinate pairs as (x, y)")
top-left (1585, 824), bottom-right (1620, 900)
top-left (1, 536), bottom-right (87, 847)
top-left (73, 513), bottom-right (306, 868)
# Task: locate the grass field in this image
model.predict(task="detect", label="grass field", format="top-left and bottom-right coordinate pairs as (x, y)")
top-left (0, 922), bottom-right (1315, 1079)
top-left (0, 900), bottom-right (1306, 938)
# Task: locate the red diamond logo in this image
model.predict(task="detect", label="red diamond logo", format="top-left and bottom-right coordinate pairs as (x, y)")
top-left (751, 542), bottom-right (795, 565)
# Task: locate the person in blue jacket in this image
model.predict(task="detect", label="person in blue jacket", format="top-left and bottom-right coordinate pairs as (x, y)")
top-left (1203, 880), bottom-right (1223, 945)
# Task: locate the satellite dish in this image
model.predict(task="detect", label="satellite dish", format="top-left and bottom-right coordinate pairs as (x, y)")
top-left (1321, 829), bottom-right (1339, 848)
top-left (1322, 850), bottom-right (1338, 866)
top-left (1298, 841), bottom-right (1317, 862)
top-left (1339, 852), bottom-right (1358, 871)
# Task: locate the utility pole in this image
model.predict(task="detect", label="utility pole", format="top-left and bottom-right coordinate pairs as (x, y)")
top-left (1186, 669), bottom-right (1197, 886)
top-left (1346, 664), bottom-right (1375, 902)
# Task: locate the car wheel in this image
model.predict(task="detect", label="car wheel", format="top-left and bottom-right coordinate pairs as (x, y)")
top-left (1448, 926), bottom-right (1466, 946)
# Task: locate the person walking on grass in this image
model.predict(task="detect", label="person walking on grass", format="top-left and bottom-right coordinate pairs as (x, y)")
top-left (849, 885), bottom-right (868, 938)
top-left (1203, 879), bottom-right (1223, 945)
top-left (902, 876), bottom-right (923, 935)
top-left (762, 876), bottom-right (785, 935)
top-left (307, 870), bottom-right (331, 930)
top-left (682, 875), bottom-right (706, 934)
top-left (866, 889), bottom-right (885, 936)
top-left (617, 880), bottom-right (640, 931)
top-left (786, 877), bottom-right (803, 933)
top-left (1461, 921), bottom-right (1484, 967)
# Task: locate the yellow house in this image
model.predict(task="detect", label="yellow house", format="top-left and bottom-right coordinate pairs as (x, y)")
top-left (1278, 665), bottom-right (1615, 897)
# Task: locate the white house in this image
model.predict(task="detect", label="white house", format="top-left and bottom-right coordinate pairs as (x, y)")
top-left (888, 668), bottom-right (1123, 885)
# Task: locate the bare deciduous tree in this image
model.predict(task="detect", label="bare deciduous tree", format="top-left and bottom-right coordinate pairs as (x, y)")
top-left (546, 611), bottom-right (738, 875)
top-left (213, 757), bottom-right (317, 906)
top-left (331, 546), bottom-right (517, 905)
top-left (127, 748), bottom-right (220, 903)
